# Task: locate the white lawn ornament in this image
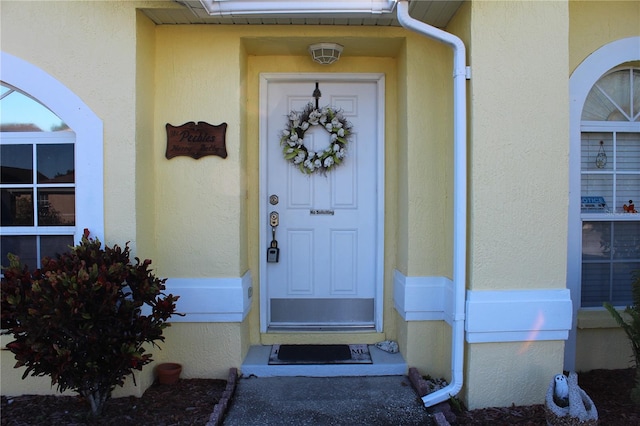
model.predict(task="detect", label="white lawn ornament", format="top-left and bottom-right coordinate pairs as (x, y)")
top-left (554, 374), bottom-right (569, 401)
top-left (545, 372), bottom-right (598, 426)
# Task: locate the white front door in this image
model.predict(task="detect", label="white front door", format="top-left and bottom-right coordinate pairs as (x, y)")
top-left (259, 74), bottom-right (384, 332)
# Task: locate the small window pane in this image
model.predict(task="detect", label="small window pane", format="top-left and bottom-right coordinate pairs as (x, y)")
top-left (617, 175), bottom-right (640, 211)
top-left (40, 235), bottom-right (74, 260)
top-left (581, 262), bottom-right (610, 307)
top-left (581, 134), bottom-right (613, 172)
top-left (582, 221), bottom-right (611, 259)
top-left (612, 262), bottom-right (640, 305)
top-left (582, 87), bottom-right (617, 121)
top-left (581, 174), bottom-right (613, 208)
top-left (37, 144), bottom-right (74, 183)
top-left (617, 133), bottom-right (640, 171)
top-left (599, 71), bottom-right (631, 118)
top-left (582, 69), bottom-right (636, 122)
top-left (37, 188), bottom-right (75, 226)
top-left (0, 144), bottom-right (33, 183)
top-left (1, 188), bottom-right (34, 226)
top-left (613, 222), bottom-right (640, 260)
top-left (0, 235), bottom-right (36, 269)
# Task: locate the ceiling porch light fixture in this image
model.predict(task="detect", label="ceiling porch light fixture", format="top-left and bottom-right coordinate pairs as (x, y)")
top-left (308, 43), bottom-right (343, 65)
top-left (195, 0), bottom-right (397, 16)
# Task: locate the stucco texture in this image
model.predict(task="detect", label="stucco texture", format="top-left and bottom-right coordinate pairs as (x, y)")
top-left (569, 0), bottom-right (640, 74)
top-left (463, 0), bottom-right (569, 408)
top-left (468, 0), bottom-right (570, 292)
top-left (465, 341), bottom-right (565, 410)
top-left (2, 0), bottom-right (637, 410)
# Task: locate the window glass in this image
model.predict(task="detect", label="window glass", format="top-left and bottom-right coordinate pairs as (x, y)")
top-left (581, 263), bottom-right (610, 307)
top-left (580, 68), bottom-right (639, 308)
top-left (37, 188), bottom-right (75, 226)
top-left (582, 221), bottom-right (640, 307)
top-left (613, 222), bottom-right (640, 260)
top-left (582, 68), bottom-right (639, 122)
top-left (40, 235), bottom-right (74, 260)
top-left (581, 134), bottom-right (613, 172)
top-left (37, 144), bottom-right (74, 183)
top-left (0, 235), bottom-right (37, 270)
top-left (0, 235), bottom-right (73, 270)
top-left (617, 133), bottom-right (640, 170)
top-left (612, 263), bottom-right (639, 303)
top-left (0, 83), bottom-right (68, 132)
top-left (581, 174), bottom-right (613, 210)
top-left (617, 175), bottom-right (640, 209)
top-left (0, 144), bottom-right (33, 183)
top-left (0, 188), bottom-right (34, 226)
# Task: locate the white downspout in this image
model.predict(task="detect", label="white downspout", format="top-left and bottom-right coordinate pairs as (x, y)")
top-left (396, 0), bottom-right (468, 408)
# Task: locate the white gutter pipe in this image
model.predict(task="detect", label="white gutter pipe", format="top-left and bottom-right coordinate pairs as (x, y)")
top-left (396, 0), bottom-right (468, 408)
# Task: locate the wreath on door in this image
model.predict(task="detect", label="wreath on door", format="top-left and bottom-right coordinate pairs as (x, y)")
top-left (280, 103), bottom-right (352, 174)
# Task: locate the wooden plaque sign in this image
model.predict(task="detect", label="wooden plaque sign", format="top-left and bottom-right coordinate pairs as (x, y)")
top-left (165, 121), bottom-right (228, 160)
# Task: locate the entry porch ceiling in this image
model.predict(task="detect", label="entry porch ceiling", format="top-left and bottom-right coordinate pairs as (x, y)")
top-left (143, 0), bottom-right (464, 29)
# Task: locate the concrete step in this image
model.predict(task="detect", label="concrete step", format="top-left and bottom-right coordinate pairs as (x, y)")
top-left (240, 344), bottom-right (407, 377)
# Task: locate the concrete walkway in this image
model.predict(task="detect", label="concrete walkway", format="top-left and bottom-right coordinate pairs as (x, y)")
top-left (223, 375), bottom-right (434, 425)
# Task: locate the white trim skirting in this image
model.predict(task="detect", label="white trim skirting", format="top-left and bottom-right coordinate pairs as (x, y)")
top-left (163, 271), bottom-right (252, 322)
top-left (393, 270), bottom-right (573, 343)
top-left (393, 270), bottom-right (455, 324)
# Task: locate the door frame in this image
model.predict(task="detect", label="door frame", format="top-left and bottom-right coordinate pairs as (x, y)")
top-left (258, 73), bottom-right (386, 333)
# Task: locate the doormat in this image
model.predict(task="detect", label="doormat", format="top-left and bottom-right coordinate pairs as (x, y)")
top-left (268, 344), bottom-right (372, 365)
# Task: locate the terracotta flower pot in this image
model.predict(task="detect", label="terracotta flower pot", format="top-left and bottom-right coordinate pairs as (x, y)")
top-left (156, 363), bottom-right (182, 385)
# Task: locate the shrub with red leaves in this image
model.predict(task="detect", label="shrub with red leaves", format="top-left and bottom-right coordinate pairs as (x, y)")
top-left (1, 230), bottom-right (181, 416)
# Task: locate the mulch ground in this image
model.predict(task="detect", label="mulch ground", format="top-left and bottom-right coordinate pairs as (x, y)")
top-left (1, 378), bottom-right (226, 426)
top-left (1, 369), bottom-right (639, 425)
top-left (455, 368), bottom-right (640, 425)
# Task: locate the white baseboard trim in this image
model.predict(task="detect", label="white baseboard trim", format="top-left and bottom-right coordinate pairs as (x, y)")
top-left (163, 271), bottom-right (252, 322)
top-left (465, 289), bottom-right (572, 343)
top-left (393, 270), bottom-right (454, 324)
top-left (393, 270), bottom-right (573, 343)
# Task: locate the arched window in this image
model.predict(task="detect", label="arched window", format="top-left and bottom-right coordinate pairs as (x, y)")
top-left (0, 52), bottom-right (103, 270)
top-left (580, 67), bottom-right (640, 307)
top-left (1, 83), bottom-right (76, 269)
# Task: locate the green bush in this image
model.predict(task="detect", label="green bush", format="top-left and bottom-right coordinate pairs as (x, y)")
top-left (604, 270), bottom-right (640, 404)
top-left (1, 230), bottom-right (181, 416)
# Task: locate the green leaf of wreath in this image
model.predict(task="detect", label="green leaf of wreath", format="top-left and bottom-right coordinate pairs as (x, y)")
top-left (279, 103), bottom-right (352, 175)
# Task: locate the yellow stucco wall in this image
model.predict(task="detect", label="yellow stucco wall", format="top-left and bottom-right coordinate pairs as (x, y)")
top-left (468, 0), bottom-right (569, 293)
top-left (465, 341), bottom-right (565, 408)
top-left (136, 9), bottom-right (158, 259)
top-left (152, 26), bottom-right (245, 278)
top-left (575, 310), bottom-right (634, 371)
top-left (462, 0), bottom-right (570, 408)
top-left (569, 0), bottom-right (640, 74)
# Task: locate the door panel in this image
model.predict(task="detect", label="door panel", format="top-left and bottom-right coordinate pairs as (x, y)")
top-left (262, 77), bottom-right (381, 330)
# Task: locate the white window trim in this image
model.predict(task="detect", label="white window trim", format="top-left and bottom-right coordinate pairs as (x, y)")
top-left (566, 36), bottom-right (640, 370)
top-left (1, 51), bottom-right (104, 243)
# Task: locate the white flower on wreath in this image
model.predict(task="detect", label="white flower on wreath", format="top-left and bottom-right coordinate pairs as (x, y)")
top-left (279, 103), bottom-right (353, 175)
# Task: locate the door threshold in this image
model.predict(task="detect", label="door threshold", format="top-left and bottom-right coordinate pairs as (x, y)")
top-left (240, 344), bottom-right (407, 377)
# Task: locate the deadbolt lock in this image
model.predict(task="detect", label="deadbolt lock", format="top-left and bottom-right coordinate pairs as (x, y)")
top-left (269, 211), bottom-right (279, 227)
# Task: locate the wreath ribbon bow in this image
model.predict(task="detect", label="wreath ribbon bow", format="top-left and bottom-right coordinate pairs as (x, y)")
top-left (280, 103), bottom-right (352, 174)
